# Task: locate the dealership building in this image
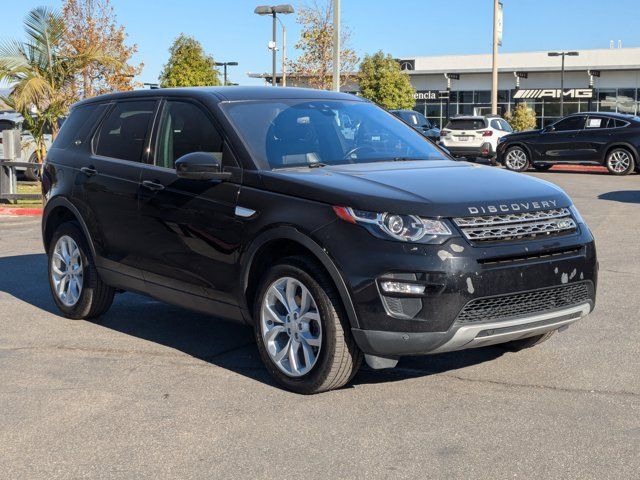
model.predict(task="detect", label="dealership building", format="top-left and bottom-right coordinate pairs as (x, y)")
top-left (251, 46), bottom-right (640, 128)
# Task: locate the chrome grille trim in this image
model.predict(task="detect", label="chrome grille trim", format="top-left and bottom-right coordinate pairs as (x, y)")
top-left (453, 208), bottom-right (576, 242)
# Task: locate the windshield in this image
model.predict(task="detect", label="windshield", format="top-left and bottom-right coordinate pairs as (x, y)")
top-left (221, 99), bottom-right (447, 169)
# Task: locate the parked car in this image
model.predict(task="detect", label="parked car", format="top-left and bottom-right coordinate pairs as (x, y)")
top-left (497, 112), bottom-right (640, 175)
top-left (390, 109), bottom-right (440, 142)
top-left (0, 110), bottom-right (52, 180)
top-left (42, 87), bottom-right (597, 394)
top-left (439, 114), bottom-right (513, 162)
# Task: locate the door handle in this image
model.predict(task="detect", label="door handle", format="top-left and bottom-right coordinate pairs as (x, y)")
top-left (142, 180), bottom-right (165, 191)
top-left (80, 166), bottom-right (97, 176)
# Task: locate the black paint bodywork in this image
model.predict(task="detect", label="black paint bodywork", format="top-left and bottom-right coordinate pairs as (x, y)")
top-left (41, 87), bottom-right (597, 357)
top-left (496, 112), bottom-right (640, 167)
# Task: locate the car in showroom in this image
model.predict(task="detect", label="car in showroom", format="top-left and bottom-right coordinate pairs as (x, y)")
top-left (497, 112), bottom-right (640, 175)
top-left (439, 114), bottom-right (513, 163)
top-left (389, 109), bottom-right (441, 142)
top-left (41, 87), bottom-right (597, 394)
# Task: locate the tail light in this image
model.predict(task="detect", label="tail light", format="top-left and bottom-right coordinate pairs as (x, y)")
top-left (480, 130), bottom-right (493, 137)
top-left (441, 129), bottom-right (451, 136)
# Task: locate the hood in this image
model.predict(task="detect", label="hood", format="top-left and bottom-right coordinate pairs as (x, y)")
top-left (259, 160), bottom-right (571, 218)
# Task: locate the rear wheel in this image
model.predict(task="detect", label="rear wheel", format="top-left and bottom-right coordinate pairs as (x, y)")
top-left (23, 153), bottom-right (40, 181)
top-left (504, 146), bottom-right (530, 172)
top-left (48, 222), bottom-right (115, 319)
top-left (254, 256), bottom-right (362, 394)
top-left (605, 148), bottom-right (635, 175)
top-left (500, 331), bottom-right (555, 352)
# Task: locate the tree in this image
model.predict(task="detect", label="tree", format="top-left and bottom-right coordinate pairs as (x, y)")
top-left (62, 0), bottom-right (142, 99)
top-left (0, 7), bottom-right (110, 160)
top-left (504, 103), bottom-right (537, 131)
top-left (289, 0), bottom-right (358, 90)
top-left (159, 34), bottom-right (220, 88)
top-left (357, 51), bottom-right (415, 110)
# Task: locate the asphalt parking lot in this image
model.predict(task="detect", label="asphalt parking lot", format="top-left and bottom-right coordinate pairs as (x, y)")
top-left (1, 170), bottom-right (639, 479)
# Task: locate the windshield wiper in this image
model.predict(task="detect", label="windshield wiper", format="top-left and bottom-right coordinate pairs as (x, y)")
top-left (308, 162), bottom-right (328, 168)
top-left (392, 157), bottom-right (427, 162)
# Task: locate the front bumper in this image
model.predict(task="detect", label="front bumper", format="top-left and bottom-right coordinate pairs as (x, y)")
top-left (352, 301), bottom-right (592, 356)
top-left (314, 219), bottom-right (597, 356)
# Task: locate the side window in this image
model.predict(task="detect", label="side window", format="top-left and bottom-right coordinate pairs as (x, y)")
top-left (585, 116), bottom-right (610, 129)
top-left (155, 101), bottom-right (223, 169)
top-left (94, 100), bottom-right (157, 162)
top-left (553, 116), bottom-right (585, 131)
top-left (53, 103), bottom-right (106, 150)
top-left (501, 120), bottom-right (513, 132)
top-left (613, 119), bottom-right (628, 128)
top-left (490, 119), bottom-right (502, 130)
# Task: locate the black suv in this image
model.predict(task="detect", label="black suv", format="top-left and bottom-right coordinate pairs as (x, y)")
top-left (389, 109), bottom-right (440, 142)
top-left (497, 112), bottom-right (640, 175)
top-left (42, 87), bottom-right (597, 393)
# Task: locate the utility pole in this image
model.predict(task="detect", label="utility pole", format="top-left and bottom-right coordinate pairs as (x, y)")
top-left (255, 5), bottom-right (294, 87)
top-left (548, 51), bottom-right (579, 117)
top-left (491, 0), bottom-right (502, 115)
top-left (332, 0), bottom-right (341, 92)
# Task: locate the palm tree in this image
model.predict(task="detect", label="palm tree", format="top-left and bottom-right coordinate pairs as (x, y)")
top-left (0, 6), bottom-right (119, 161)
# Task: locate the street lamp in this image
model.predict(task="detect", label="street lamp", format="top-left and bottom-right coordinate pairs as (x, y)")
top-left (548, 51), bottom-right (579, 117)
top-left (254, 4), bottom-right (295, 87)
top-left (215, 61), bottom-right (239, 86)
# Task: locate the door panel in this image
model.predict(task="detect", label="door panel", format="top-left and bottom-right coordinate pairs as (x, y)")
top-left (573, 116), bottom-right (616, 162)
top-left (78, 100), bottom-right (157, 277)
top-left (537, 116), bottom-right (586, 161)
top-left (137, 100), bottom-right (243, 305)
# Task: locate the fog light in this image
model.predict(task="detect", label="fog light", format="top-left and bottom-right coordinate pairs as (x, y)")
top-left (380, 281), bottom-right (425, 295)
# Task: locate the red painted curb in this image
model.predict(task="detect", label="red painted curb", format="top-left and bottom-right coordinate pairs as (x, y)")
top-left (550, 165), bottom-right (607, 172)
top-left (0, 207), bottom-right (43, 216)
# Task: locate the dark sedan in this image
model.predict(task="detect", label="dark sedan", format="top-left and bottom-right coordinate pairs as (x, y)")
top-left (496, 112), bottom-right (640, 175)
top-left (390, 109), bottom-right (440, 142)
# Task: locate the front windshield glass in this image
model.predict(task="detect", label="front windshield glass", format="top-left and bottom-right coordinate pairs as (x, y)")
top-left (221, 99), bottom-right (447, 169)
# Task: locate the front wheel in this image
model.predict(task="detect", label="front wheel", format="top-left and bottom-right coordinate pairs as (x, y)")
top-left (503, 146), bottom-right (530, 172)
top-left (605, 148), bottom-right (635, 175)
top-left (254, 256), bottom-right (362, 394)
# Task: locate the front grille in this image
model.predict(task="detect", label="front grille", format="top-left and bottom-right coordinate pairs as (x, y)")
top-left (456, 282), bottom-right (591, 324)
top-left (453, 208), bottom-right (576, 242)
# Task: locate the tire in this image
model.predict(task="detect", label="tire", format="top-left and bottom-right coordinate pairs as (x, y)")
top-left (48, 221), bottom-right (115, 319)
top-left (503, 146), bottom-right (530, 172)
top-left (23, 153), bottom-right (40, 181)
top-left (605, 148), bottom-right (635, 176)
top-left (499, 331), bottom-right (555, 352)
top-left (533, 164), bottom-right (553, 171)
top-left (253, 255), bottom-right (363, 394)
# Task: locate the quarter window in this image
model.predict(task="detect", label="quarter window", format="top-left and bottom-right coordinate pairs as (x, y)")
top-left (54, 103), bottom-right (107, 150)
top-left (94, 101), bottom-right (157, 162)
top-left (155, 101), bottom-right (223, 169)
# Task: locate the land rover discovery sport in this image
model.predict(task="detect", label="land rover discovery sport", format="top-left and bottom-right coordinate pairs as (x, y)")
top-left (42, 87), bottom-right (597, 394)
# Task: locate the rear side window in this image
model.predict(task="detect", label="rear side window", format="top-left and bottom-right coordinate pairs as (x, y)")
top-left (94, 101), bottom-right (157, 162)
top-left (585, 117), bottom-right (611, 129)
top-left (53, 103), bottom-right (106, 149)
top-left (445, 118), bottom-right (486, 130)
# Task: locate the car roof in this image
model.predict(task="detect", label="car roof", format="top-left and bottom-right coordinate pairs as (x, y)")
top-left (74, 86), bottom-right (365, 108)
top-left (566, 111), bottom-right (637, 120)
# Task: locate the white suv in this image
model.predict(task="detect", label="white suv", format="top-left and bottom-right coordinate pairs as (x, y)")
top-left (439, 115), bottom-right (512, 163)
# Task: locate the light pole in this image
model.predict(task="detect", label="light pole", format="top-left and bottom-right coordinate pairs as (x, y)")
top-left (548, 51), bottom-right (579, 117)
top-left (255, 4), bottom-right (294, 86)
top-left (274, 17), bottom-right (288, 86)
top-left (491, 0), bottom-right (503, 115)
top-left (332, 0), bottom-right (341, 92)
top-left (215, 61), bottom-right (238, 86)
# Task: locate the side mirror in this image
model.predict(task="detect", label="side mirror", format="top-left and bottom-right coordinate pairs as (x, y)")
top-left (175, 152), bottom-right (231, 181)
top-left (544, 125), bottom-right (555, 133)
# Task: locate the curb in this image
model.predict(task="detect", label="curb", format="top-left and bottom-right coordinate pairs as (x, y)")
top-left (0, 207), bottom-right (43, 217)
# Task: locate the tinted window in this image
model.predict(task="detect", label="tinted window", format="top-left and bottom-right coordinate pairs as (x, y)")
top-left (95, 101), bottom-right (156, 162)
top-left (490, 119), bottom-right (501, 130)
top-left (613, 119), bottom-right (629, 128)
top-left (500, 119), bottom-right (513, 132)
top-left (53, 103), bottom-right (106, 149)
top-left (222, 100), bottom-right (446, 169)
top-left (585, 116), bottom-right (611, 129)
top-left (445, 118), bottom-right (486, 130)
top-left (155, 101), bottom-right (223, 169)
top-left (553, 116), bottom-right (585, 131)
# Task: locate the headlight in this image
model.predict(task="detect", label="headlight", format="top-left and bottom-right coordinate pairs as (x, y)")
top-left (333, 206), bottom-right (452, 243)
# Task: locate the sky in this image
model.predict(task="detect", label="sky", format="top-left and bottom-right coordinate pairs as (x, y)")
top-left (1, 0), bottom-right (640, 89)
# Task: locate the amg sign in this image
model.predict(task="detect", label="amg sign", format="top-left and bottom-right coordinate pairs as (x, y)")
top-left (512, 88), bottom-right (594, 100)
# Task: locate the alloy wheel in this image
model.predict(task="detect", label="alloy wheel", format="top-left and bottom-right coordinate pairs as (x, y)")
top-left (51, 235), bottom-right (84, 307)
top-left (260, 276), bottom-right (322, 377)
top-left (505, 148), bottom-right (528, 170)
top-left (607, 150), bottom-right (632, 174)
